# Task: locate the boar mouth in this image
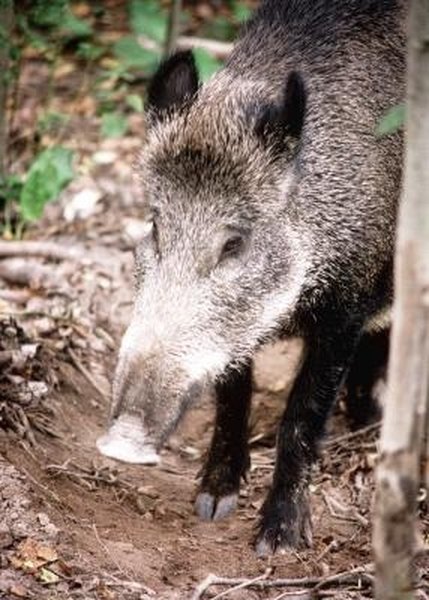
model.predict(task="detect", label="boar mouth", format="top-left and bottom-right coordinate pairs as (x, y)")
top-left (96, 414), bottom-right (160, 465)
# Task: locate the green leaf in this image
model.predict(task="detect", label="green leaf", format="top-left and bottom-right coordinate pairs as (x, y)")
top-left (37, 111), bottom-right (70, 135)
top-left (230, 1), bottom-right (252, 23)
top-left (62, 12), bottom-right (93, 38)
top-left (76, 41), bottom-right (104, 61)
top-left (126, 93), bottom-right (144, 113)
top-left (0, 174), bottom-right (22, 203)
top-left (30, 0), bottom-right (67, 28)
top-left (129, 0), bottom-right (167, 44)
top-left (38, 567), bottom-right (60, 584)
top-left (202, 16), bottom-right (235, 42)
top-left (193, 49), bottom-right (223, 82)
top-left (101, 112), bottom-right (128, 138)
top-left (113, 36), bottom-right (159, 71)
top-left (376, 104), bottom-right (405, 137)
top-left (20, 147), bottom-right (74, 221)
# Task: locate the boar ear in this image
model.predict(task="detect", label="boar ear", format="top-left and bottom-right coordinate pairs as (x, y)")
top-left (147, 50), bottom-right (199, 118)
top-left (255, 71), bottom-right (306, 145)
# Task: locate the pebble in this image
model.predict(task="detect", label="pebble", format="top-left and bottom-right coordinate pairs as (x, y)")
top-left (0, 524), bottom-right (13, 549)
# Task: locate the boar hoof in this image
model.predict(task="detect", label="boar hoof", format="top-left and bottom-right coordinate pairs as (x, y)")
top-left (255, 497), bottom-right (313, 556)
top-left (195, 491), bottom-right (238, 521)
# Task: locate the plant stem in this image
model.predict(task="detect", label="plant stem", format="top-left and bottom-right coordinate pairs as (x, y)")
top-left (0, 0), bottom-right (14, 180)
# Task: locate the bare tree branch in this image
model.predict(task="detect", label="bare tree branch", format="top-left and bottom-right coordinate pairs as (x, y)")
top-left (373, 1), bottom-right (429, 598)
top-left (0, 0), bottom-right (13, 179)
top-left (165, 0), bottom-right (183, 57)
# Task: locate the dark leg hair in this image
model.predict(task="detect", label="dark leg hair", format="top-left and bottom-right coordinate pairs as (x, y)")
top-left (195, 362), bottom-right (252, 521)
top-left (256, 320), bottom-right (362, 555)
top-left (344, 328), bottom-right (389, 428)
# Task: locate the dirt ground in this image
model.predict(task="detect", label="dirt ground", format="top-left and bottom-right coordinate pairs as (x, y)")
top-left (1, 167), bottom-right (428, 599)
top-left (1, 54), bottom-right (428, 600)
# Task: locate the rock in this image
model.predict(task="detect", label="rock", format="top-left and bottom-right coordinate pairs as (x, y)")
top-left (0, 524), bottom-right (13, 549)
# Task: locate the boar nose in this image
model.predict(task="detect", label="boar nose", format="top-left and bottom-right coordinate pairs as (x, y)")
top-left (96, 413), bottom-right (160, 465)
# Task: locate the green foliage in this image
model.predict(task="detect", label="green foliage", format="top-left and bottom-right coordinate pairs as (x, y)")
top-left (20, 147), bottom-right (74, 221)
top-left (129, 0), bottom-right (167, 44)
top-left (26, 0), bottom-right (92, 40)
top-left (126, 93), bottom-right (144, 113)
top-left (0, 174), bottom-right (22, 207)
top-left (113, 36), bottom-right (158, 71)
top-left (202, 15), bottom-right (235, 42)
top-left (76, 41), bottom-right (104, 61)
top-left (2, 0), bottom-right (247, 228)
top-left (37, 112), bottom-right (70, 135)
top-left (376, 104), bottom-right (405, 137)
top-left (193, 48), bottom-right (223, 81)
top-left (101, 112), bottom-right (129, 138)
top-left (29, 0), bottom-right (67, 28)
top-left (230, 0), bottom-right (252, 23)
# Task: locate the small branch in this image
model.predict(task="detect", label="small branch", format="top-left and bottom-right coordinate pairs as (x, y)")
top-left (211, 569), bottom-right (272, 599)
top-left (67, 348), bottom-right (109, 403)
top-left (0, 258), bottom-right (59, 288)
top-left (165, 0), bottom-right (182, 57)
top-left (0, 0), bottom-right (13, 179)
top-left (139, 35), bottom-right (233, 60)
top-left (177, 35), bottom-right (233, 58)
top-left (191, 565), bottom-right (373, 600)
top-left (0, 288), bottom-right (32, 304)
top-left (0, 240), bottom-right (84, 261)
top-left (325, 421), bottom-right (380, 448)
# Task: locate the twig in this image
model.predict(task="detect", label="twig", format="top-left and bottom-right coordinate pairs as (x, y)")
top-left (103, 576), bottom-right (156, 596)
top-left (165, 0), bottom-right (182, 57)
top-left (211, 568), bottom-right (272, 599)
top-left (177, 35), bottom-right (233, 58)
top-left (19, 465), bottom-right (63, 506)
top-left (0, 289), bottom-right (32, 304)
top-left (0, 240), bottom-right (84, 261)
top-left (67, 348), bottom-right (109, 403)
top-left (45, 460), bottom-right (135, 491)
top-left (139, 35), bottom-right (233, 59)
top-left (191, 565), bottom-right (373, 600)
top-left (0, 258), bottom-right (58, 288)
top-left (92, 523), bottom-right (127, 578)
top-left (325, 422), bottom-right (380, 448)
top-left (272, 591), bottom-right (312, 600)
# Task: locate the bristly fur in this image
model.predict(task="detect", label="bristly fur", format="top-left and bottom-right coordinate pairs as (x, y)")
top-left (104, 0), bottom-right (406, 555)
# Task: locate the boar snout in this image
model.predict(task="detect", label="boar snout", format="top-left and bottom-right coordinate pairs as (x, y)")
top-left (96, 413), bottom-right (160, 465)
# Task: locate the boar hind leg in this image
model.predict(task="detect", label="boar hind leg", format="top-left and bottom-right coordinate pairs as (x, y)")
top-left (195, 362), bottom-right (252, 521)
top-left (344, 328), bottom-right (389, 429)
top-left (256, 322), bottom-right (361, 555)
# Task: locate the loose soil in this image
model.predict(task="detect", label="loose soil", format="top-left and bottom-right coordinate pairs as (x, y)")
top-left (1, 179), bottom-right (428, 599)
top-left (1, 45), bottom-right (428, 600)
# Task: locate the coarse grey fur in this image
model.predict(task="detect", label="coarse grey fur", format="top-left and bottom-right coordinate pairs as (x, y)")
top-left (97, 0), bottom-right (406, 553)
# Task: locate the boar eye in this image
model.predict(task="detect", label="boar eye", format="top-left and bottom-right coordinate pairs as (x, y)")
top-left (220, 234), bottom-right (245, 261)
top-left (150, 218), bottom-right (162, 260)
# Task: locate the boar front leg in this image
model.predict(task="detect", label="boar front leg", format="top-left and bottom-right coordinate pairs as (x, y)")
top-left (195, 362), bottom-right (252, 521)
top-left (256, 321), bottom-right (362, 555)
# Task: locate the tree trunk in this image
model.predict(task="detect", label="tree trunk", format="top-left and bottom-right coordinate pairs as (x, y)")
top-left (0, 0), bottom-right (13, 180)
top-left (165, 0), bottom-right (183, 57)
top-left (373, 1), bottom-right (429, 599)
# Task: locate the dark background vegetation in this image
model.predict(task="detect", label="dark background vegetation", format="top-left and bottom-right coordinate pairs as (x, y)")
top-left (0, 0), bottom-right (255, 236)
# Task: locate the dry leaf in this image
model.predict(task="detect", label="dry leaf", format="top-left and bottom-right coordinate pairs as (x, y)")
top-left (38, 567), bottom-right (60, 584)
top-left (10, 584), bottom-right (28, 598)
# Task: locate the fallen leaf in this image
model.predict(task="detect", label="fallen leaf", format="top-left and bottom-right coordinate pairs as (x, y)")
top-left (10, 584), bottom-right (28, 598)
top-left (18, 538), bottom-right (58, 566)
top-left (38, 567), bottom-right (60, 584)
top-left (36, 545), bottom-right (58, 563)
